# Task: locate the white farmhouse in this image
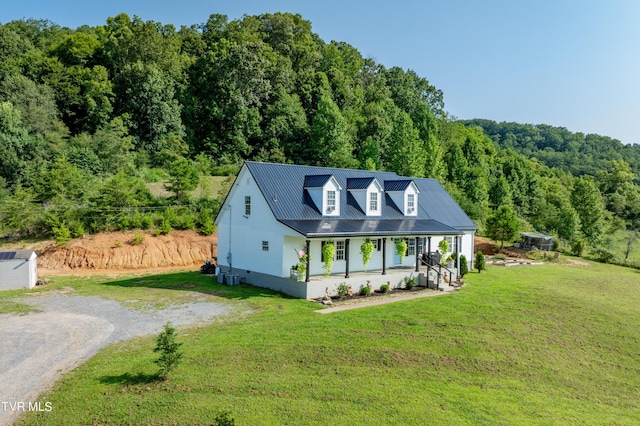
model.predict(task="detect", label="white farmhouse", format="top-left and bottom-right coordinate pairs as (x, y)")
top-left (215, 161), bottom-right (477, 298)
top-left (0, 250), bottom-right (38, 290)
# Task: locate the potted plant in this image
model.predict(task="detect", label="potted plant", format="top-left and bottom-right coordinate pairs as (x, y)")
top-left (296, 249), bottom-right (309, 281)
top-left (446, 255), bottom-right (455, 269)
top-left (438, 239), bottom-right (449, 264)
top-left (322, 241), bottom-right (335, 276)
top-left (360, 238), bottom-right (374, 272)
top-left (395, 240), bottom-right (408, 266)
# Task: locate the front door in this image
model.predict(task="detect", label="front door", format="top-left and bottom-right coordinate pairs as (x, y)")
top-left (393, 238), bottom-right (402, 265)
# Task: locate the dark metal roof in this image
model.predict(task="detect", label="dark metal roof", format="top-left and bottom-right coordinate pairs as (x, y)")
top-left (413, 179), bottom-right (477, 230)
top-left (280, 219), bottom-right (461, 238)
top-left (244, 161), bottom-right (477, 235)
top-left (0, 250), bottom-right (35, 260)
top-left (346, 177), bottom-right (375, 190)
top-left (303, 174), bottom-right (333, 188)
top-left (384, 179), bottom-right (414, 192)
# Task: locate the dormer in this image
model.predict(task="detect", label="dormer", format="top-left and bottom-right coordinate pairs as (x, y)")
top-left (347, 177), bottom-right (383, 216)
top-left (304, 174), bottom-right (342, 216)
top-left (384, 180), bottom-right (420, 216)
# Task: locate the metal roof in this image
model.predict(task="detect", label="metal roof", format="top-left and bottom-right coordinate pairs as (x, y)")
top-left (384, 179), bottom-right (414, 192)
top-left (244, 161), bottom-right (477, 235)
top-left (303, 174), bottom-right (333, 188)
top-left (346, 177), bottom-right (375, 190)
top-left (0, 250), bottom-right (36, 260)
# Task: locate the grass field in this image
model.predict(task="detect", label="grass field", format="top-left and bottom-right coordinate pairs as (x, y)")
top-left (14, 260), bottom-right (640, 425)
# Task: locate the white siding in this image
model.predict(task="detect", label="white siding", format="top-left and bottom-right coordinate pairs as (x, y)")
top-left (216, 165), bottom-right (302, 278)
top-left (0, 253), bottom-right (37, 290)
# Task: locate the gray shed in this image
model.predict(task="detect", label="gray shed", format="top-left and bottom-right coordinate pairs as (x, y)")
top-left (0, 250), bottom-right (37, 290)
top-left (520, 232), bottom-right (555, 251)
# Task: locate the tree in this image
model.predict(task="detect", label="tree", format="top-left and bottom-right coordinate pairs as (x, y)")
top-left (309, 92), bottom-right (356, 168)
top-left (113, 61), bottom-right (184, 161)
top-left (165, 157), bottom-right (199, 204)
top-left (475, 251), bottom-right (486, 273)
top-left (571, 176), bottom-right (605, 244)
top-left (154, 322), bottom-right (184, 381)
top-left (459, 254), bottom-right (469, 277)
top-left (486, 205), bottom-right (521, 249)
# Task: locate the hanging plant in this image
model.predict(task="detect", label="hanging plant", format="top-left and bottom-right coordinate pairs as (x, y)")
top-left (322, 241), bottom-right (335, 276)
top-left (360, 239), bottom-right (374, 272)
top-left (438, 239), bottom-right (449, 257)
top-left (395, 240), bottom-right (408, 265)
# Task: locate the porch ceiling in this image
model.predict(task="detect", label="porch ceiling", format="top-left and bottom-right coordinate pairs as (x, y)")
top-left (279, 218), bottom-right (462, 238)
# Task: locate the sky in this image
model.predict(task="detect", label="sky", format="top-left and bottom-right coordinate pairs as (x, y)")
top-left (2, 0), bottom-right (640, 144)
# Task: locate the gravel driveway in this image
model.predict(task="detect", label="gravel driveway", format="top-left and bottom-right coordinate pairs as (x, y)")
top-left (0, 294), bottom-right (232, 425)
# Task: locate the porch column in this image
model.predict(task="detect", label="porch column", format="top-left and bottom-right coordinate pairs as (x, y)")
top-left (456, 235), bottom-right (462, 280)
top-left (345, 238), bottom-right (350, 278)
top-left (381, 237), bottom-right (387, 275)
top-left (415, 236), bottom-right (420, 272)
top-left (305, 239), bottom-right (310, 282)
top-left (427, 237), bottom-right (431, 264)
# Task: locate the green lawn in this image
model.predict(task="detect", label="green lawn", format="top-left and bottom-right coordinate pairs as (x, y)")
top-left (15, 260), bottom-right (640, 425)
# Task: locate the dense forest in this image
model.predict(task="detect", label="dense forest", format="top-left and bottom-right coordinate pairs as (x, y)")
top-left (0, 12), bottom-right (638, 264)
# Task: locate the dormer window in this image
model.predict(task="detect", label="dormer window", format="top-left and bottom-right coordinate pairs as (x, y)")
top-left (304, 174), bottom-right (341, 216)
top-left (369, 192), bottom-right (378, 211)
top-left (384, 179), bottom-right (419, 216)
top-left (327, 190), bottom-right (336, 213)
top-left (347, 177), bottom-right (382, 216)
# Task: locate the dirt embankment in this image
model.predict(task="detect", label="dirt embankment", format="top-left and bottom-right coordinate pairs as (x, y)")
top-left (33, 230), bottom-right (217, 273)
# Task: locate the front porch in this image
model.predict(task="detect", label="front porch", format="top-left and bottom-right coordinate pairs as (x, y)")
top-left (301, 265), bottom-right (458, 299)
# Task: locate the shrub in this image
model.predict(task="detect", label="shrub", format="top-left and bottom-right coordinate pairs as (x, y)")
top-left (379, 283), bottom-right (390, 293)
top-left (571, 238), bottom-right (586, 256)
top-left (493, 253), bottom-right (508, 260)
top-left (130, 231), bottom-right (145, 245)
top-left (159, 219), bottom-right (172, 235)
top-left (359, 283), bottom-right (371, 296)
top-left (214, 411), bottom-right (236, 426)
top-left (69, 221), bottom-right (85, 238)
top-left (404, 276), bottom-right (417, 289)
top-left (113, 240), bottom-right (122, 248)
top-left (154, 323), bottom-right (184, 381)
top-left (141, 214), bottom-right (154, 230)
top-left (475, 251), bottom-right (486, 273)
top-left (459, 254), bottom-right (469, 277)
top-left (590, 247), bottom-right (617, 263)
top-left (337, 282), bottom-right (349, 298)
top-left (53, 224), bottom-right (72, 248)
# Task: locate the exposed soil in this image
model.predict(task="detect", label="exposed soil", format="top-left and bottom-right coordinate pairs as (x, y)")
top-left (474, 236), bottom-right (531, 259)
top-left (18, 230), bottom-right (218, 276)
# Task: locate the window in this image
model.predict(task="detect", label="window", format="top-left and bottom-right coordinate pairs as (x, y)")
top-left (445, 236), bottom-right (454, 250)
top-left (418, 238), bottom-right (425, 255)
top-left (327, 190), bottom-right (336, 212)
top-left (369, 192), bottom-right (378, 211)
top-left (408, 238), bottom-right (416, 256)
top-left (262, 241), bottom-right (269, 251)
top-left (336, 240), bottom-right (345, 260)
top-left (245, 196), bottom-right (251, 215)
top-left (372, 239), bottom-right (379, 251)
top-left (407, 193), bottom-right (415, 212)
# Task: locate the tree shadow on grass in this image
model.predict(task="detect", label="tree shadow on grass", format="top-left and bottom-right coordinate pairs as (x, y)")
top-left (101, 271), bottom-right (295, 301)
top-left (99, 372), bottom-right (161, 385)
